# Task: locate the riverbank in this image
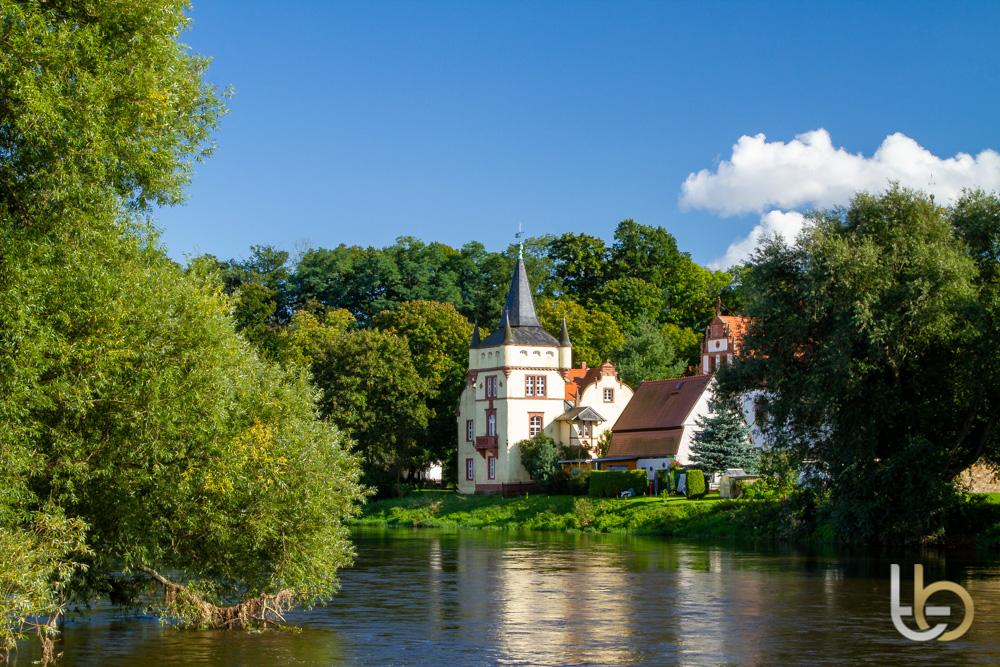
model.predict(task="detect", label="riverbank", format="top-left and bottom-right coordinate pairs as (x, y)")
top-left (357, 490), bottom-right (1000, 545)
top-left (356, 491), bottom-right (812, 541)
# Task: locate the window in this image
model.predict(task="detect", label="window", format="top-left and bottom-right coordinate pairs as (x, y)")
top-left (529, 413), bottom-right (543, 437)
top-left (487, 411), bottom-right (497, 437)
top-left (485, 375), bottom-right (497, 399)
top-left (488, 456), bottom-right (496, 480)
top-left (465, 458), bottom-right (474, 481)
top-left (603, 387), bottom-right (614, 402)
top-left (525, 375), bottom-right (546, 397)
top-left (466, 419), bottom-right (474, 442)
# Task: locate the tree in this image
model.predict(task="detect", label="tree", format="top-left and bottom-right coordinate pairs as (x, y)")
top-left (690, 400), bottom-right (759, 475)
top-left (661, 323), bottom-right (702, 372)
top-left (613, 319), bottom-right (686, 388)
top-left (717, 186), bottom-right (998, 543)
top-left (0, 0), bottom-right (365, 651)
top-left (308, 328), bottom-right (431, 494)
top-left (546, 232), bottom-right (609, 301)
top-left (518, 433), bottom-right (561, 489)
top-left (374, 301), bottom-right (473, 483)
top-left (591, 277), bottom-right (666, 333)
top-left (609, 219), bottom-right (684, 288)
top-left (536, 298), bottom-right (626, 367)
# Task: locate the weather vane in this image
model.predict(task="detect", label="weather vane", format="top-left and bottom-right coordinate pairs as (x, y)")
top-left (515, 223), bottom-right (524, 259)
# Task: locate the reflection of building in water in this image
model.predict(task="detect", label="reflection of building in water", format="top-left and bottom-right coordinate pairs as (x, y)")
top-left (492, 538), bottom-right (641, 665)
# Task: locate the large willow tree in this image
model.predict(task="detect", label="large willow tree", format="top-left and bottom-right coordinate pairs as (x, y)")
top-left (718, 187), bottom-right (1000, 544)
top-left (0, 0), bottom-right (363, 656)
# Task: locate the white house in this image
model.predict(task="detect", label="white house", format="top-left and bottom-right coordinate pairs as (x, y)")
top-left (595, 308), bottom-right (764, 480)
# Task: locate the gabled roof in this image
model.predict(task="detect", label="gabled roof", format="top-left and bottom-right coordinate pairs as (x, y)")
top-left (607, 430), bottom-right (683, 458)
top-left (611, 375), bottom-right (711, 432)
top-left (564, 360), bottom-right (618, 401)
top-left (556, 406), bottom-right (607, 423)
top-left (708, 314), bottom-right (751, 355)
top-left (475, 255), bottom-right (560, 348)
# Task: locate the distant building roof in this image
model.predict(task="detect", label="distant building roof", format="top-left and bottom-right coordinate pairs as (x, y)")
top-left (555, 406), bottom-right (606, 423)
top-left (707, 314), bottom-right (751, 356)
top-left (475, 255), bottom-right (559, 348)
top-left (564, 360), bottom-right (618, 401)
top-left (606, 374), bottom-right (711, 459)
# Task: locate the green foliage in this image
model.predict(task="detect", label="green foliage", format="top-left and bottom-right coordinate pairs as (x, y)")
top-left (661, 323), bottom-right (702, 371)
top-left (546, 232), bottom-right (610, 302)
top-left (0, 510), bottom-right (90, 656)
top-left (0, 0), bottom-right (365, 646)
top-left (536, 298), bottom-right (625, 367)
top-left (592, 277), bottom-right (666, 333)
top-left (374, 301), bottom-right (472, 484)
top-left (690, 399), bottom-right (759, 475)
top-left (718, 186), bottom-right (1000, 544)
top-left (309, 327), bottom-right (431, 493)
top-left (517, 433), bottom-right (561, 489)
top-left (596, 430), bottom-right (614, 458)
top-left (588, 470), bottom-right (650, 498)
top-left (551, 470), bottom-right (591, 496)
top-left (613, 319), bottom-right (686, 388)
top-left (685, 470), bottom-right (707, 499)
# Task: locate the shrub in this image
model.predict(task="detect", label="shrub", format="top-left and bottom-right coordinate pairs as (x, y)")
top-left (550, 470), bottom-right (590, 496)
top-left (573, 497), bottom-right (597, 528)
top-left (686, 469), bottom-right (706, 499)
top-left (589, 470), bottom-right (649, 498)
top-left (655, 469), bottom-right (670, 493)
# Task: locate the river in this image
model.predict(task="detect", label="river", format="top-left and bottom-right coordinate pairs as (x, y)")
top-left (13, 528), bottom-right (1000, 665)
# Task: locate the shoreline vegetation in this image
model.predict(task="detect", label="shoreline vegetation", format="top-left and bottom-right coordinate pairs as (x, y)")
top-left (357, 490), bottom-right (1000, 548)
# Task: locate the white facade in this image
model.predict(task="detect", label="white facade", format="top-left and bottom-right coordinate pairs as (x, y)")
top-left (456, 255), bottom-right (633, 494)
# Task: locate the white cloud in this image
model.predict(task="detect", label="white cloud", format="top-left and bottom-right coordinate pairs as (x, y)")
top-left (682, 129), bottom-right (1000, 216)
top-left (710, 210), bottom-right (806, 269)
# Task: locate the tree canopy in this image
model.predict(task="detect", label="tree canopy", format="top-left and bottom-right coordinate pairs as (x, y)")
top-left (717, 186), bottom-right (1000, 543)
top-left (0, 0), bottom-right (364, 653)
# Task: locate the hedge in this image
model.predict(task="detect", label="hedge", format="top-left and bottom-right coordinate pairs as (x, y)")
top-left (686, 469), bottom-right (706, 499)
top-left (589, 470), bottom-right (649, 498)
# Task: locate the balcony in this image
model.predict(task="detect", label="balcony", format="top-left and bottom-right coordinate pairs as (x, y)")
top-left (474, 435), bottom-right (498, 457)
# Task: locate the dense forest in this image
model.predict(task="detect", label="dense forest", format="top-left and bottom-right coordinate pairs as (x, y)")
top-left (191, 222), bottom-right (735, 491)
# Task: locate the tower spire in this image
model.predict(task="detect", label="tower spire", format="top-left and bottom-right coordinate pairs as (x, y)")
top-left (559, 316), bottom-right (572, 347)
top-left (497, 253), bottom-right (541, 329)
top-left (502, 311), bottom-right (513, 344)
top-left (470, 321), bottom-right (480, 347)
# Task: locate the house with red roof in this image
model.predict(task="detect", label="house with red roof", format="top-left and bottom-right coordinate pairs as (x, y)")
top-left (594, 306), bottom-right (761, 477)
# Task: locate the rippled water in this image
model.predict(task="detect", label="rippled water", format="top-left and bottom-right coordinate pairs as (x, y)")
top-left (13, 528), bottom-right (1000, 665)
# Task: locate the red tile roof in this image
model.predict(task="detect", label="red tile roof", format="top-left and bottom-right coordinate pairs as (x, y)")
top-left (611, 375), bottom-right (711, 432)
top-left (563, 361), bottom-right (617, 401)
top-left (607, 429), bottom-right (683, 458)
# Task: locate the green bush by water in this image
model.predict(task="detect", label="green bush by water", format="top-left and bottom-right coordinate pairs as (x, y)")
top-left (588, 470), bottom-right (650, 498)
top-left (686, 470), bottom-right (706, 499)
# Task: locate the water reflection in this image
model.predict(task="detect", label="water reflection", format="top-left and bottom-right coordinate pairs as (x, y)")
top-left (14, 528), bottom-right (1000, 665)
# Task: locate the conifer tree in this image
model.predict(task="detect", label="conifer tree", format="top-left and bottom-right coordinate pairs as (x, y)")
top-left (690, 399), bottom-right (759, 475)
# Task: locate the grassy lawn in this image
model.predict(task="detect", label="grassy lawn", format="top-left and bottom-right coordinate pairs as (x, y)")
top-left (356, 490), bottom-right (779, 539)
top-left (358, 490), bottom-right (1000, 545)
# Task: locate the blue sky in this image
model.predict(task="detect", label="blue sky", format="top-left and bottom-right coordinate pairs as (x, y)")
top-left (158, 0), bottom-right (1000, 267)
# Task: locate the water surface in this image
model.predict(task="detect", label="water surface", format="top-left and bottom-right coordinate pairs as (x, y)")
top-left (14, 528), bottom-right (1000, 665)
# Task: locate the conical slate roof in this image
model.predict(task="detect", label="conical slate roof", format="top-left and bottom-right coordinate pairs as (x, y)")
top-left (474, 255), bottom-right (559, 348)
top-left (499, 255), bottom-right (541, 328)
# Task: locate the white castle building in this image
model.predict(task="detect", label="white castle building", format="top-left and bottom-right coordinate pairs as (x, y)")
top-left (456, 253), bottom-right (633, 494)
